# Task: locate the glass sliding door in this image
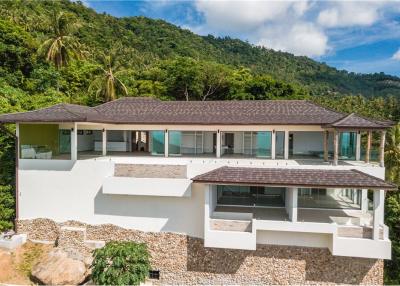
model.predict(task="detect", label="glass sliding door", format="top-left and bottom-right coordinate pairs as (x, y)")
top-left (275, 131), bottom-right (285, 159)
top-left (150, 131), bottom-right (165, 155)
top-left (169, 131), bottom-right (182, 156)
top-left (339, 132), bottom-right (356, 160)
top-left (256, 131), bottom-right (272, 158)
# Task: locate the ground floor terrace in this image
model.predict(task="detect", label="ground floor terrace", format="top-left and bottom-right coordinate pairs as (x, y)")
top-left (194, 166), bottom-right (394, 259)
top-left (16, 122), bottom-right (386, 166)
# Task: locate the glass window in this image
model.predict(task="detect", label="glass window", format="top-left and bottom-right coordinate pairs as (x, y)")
top-left (298, 188), bottom-right (361, 209)
top-left (275, 131), bottom-right (285, 159)
top-left (150, 131), bottom-right (165, 155)
top-left (217, 185), bottom-right (285, 207)
top-left (169, 131), bottom-right (182, 156)
top-left (339, 132), bottom-right (356, 160)
top-left (19, 124), bottom-right (71, 160)
top-left (256, 131), bottom-right (272, 158)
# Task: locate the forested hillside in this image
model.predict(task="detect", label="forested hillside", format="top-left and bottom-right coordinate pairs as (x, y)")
top-left (0, 0), bottom-right (400, 283)
top-left (1, 0), bottom-right (400, 100)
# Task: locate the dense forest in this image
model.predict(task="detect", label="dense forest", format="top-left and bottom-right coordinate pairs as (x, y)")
top-left (0, 0), bottom-right (400, 283)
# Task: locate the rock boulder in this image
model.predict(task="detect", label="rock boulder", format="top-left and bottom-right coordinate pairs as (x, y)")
top-left (31, 248), bottom-right (89, 285)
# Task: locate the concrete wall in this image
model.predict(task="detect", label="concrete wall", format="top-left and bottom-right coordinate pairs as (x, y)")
top-left (18, 160), bottom-right (205, 238)
top-left (257, 230), bottom-right (332, 248)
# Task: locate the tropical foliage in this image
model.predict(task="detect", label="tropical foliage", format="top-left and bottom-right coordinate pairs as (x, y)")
top-left (91, 241), bottom-right (150, 285)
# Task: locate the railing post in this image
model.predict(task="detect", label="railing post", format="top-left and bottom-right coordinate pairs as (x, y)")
top-left (379, 130), bottom-right (386, 167)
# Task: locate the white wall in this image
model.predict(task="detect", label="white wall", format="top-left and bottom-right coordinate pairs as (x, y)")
top-left (292, 132), bottom-right (329, 154)
top-left (19, 161), bottom-right (205, 238)
top-left (257, 230), bottom-right (331, 248)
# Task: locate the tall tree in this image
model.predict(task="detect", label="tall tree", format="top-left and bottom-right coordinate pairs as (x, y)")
top-left (39, 11), bottom-right (83, 70)
top-left (89, 50), bottom-right (128, 102)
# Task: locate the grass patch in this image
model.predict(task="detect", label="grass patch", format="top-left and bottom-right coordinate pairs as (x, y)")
top-left (17, 243), bottom-right (47, 276)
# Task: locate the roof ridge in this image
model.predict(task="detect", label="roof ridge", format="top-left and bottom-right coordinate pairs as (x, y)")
top-left (60, 103), bottom-right (90, 119)
top-left (330, 112), bottom-right (355, 126)
top-left (305, 100), bottom-right (346, 117)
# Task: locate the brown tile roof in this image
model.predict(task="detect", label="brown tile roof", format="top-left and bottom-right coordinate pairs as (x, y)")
top-left (192, 166), bottom-right (397, 190)
top-left (0, 103), bottom-right (98, 123)
top-left (0, 97), bottom-right (390, 129)
top-left (327, 113), bottom-right (393, 129)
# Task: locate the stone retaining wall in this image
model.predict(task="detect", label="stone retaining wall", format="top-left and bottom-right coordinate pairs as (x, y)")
top-left (16, 219), bottom-right (383, 285)
top-left (114, 164), bottom-right (187, 178)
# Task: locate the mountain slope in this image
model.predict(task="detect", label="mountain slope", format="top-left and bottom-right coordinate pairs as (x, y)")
top-left (1, 0), bottom-right (400, 98)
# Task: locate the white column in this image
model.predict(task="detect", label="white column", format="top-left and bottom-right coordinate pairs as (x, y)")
top-left (361, 189), bottom-right (368, 213)
top-left (164, 130), bottom-right (169, 157)
top-left (216, 131), bottom-right (221, 158)
top-left (356, 131), bottom-right (361, 161)
top-left (102, 129), bottom-right (107, 156)
top-left (284, 130), bottom-right (289, 160)
top-left (16, 123), bottom-right (20, 159)
top-left (333, 130), bottom-right (339, 166)
top-left (379, 130), bottom-right (386, 167)
top-left (285, 187), bottom-right (298, 222)
top-left (71, 123), bottom-right (78, 161)
top-left (373, 189), bottom-right (385, 240)
top-left (271, 131), bottom-right (276, 160)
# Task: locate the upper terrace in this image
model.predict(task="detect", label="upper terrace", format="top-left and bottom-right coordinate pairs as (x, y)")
top-left (0, 97), bottom-right (392, 167)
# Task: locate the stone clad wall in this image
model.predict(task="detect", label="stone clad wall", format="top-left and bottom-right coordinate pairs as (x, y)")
top-left (16, 219), bottom-right (383, 285)
top-left (114, 164), bottom-right (187, 178)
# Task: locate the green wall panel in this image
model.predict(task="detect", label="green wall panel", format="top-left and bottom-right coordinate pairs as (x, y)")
top-left (19, 124), bottom-right (60, 155)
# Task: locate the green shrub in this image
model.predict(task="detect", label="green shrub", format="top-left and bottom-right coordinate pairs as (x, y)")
top-left (0, 185), bottom-right (15, 231)
top-left (91, 241), bottom-right (150, 285)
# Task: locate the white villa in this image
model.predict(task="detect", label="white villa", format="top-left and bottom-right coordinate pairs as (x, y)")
top-left (0, 97), bottom-right (396, 284)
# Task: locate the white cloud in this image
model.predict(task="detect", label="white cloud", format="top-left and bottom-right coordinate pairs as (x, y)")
top-left (317, 1), bottom-right (386, 28)
top-left (194, 0), bottom-right (303, 32)
top-left (190, 0), bottom-right (397, 58)
top-left (257, 22), bottom-right (329, 57)
top-left (393, 49), bottom-right (400, 61)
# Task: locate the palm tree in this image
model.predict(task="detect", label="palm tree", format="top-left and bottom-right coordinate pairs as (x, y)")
top-left (39, 11), bottom-right (83, 70)
top-left (89, 51), bottom-right (128, 102)
top-left (385, 123), bottom-right (400, 185)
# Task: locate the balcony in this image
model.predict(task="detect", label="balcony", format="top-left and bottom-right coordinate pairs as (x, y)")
top-left (203, 184), bottom-right (391, 259)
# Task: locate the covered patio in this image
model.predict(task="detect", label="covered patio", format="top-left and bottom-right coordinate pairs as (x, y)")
top-left (194, 166), bottom-right (396, 240)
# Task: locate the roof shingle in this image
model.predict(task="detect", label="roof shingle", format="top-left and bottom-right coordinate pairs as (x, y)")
top-left (192, 166), bottom-right (397, 190)
top-left (0, 97), bottom-right (390, 129)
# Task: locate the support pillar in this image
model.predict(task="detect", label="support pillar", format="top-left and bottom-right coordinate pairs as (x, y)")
top-left (285, 187), bottom-right (298, 222)
top-left (102, 128), bottom-right (107, 156)
top-left (164, 130), bottom-right (169, 157)
top-left (333, 130), bottom-right (339, 166)
top-left (216, 130), bottom-right (221, 158)
top-left (271, 130), bottom-right (276, 160)
top-left (379, 130), bottom-right (386, 167)
top-left (356, 131), bottom-right (361, 161)
top-left (71, 123), bottom-right (78, 161)
top-left (366, 131), bottom-right (372, 163)
top-left (373, 189), bottom-right (385, 240)
top-left (323, 130), bottom-right (329, 162)
top-left (284, 130), bottom-right (289, 160)
top-left (361, 189), bottom-right (368, 213)
top-left (16, 123), bottom-right (20, 159)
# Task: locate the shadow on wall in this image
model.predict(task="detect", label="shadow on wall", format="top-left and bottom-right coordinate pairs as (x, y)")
top-left (93, 188), bottom-right (203, 237)
top-left (185, 236), bottom-right (379, 284)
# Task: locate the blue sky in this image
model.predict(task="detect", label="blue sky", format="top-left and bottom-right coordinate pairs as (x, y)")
top-left (85, 0), bottom-right (400, 76)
